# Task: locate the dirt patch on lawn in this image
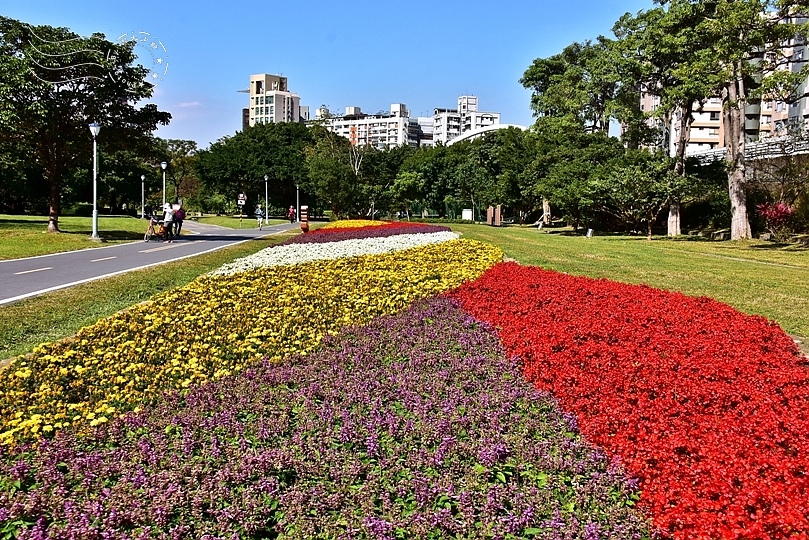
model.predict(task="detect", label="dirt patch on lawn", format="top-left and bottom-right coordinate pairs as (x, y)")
top-left (792, 335), bottom-right (809, 359)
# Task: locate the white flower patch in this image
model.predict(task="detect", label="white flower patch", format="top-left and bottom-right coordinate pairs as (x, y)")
top-left (211, 231), bottom-right (460, 276)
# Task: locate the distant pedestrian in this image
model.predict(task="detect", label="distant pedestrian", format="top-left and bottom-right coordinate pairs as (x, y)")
top-left (255, 205), bottom-right (264, 230)
top-left (162, 203), bottom-right (174, 243)
top-left (173, 205), bottom-right (186, 237)
top-left (287, 205), bottom-right (296, 223)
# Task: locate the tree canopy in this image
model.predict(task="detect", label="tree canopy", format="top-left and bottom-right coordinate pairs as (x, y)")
top-left (0, 16), bottom-right (171, 231)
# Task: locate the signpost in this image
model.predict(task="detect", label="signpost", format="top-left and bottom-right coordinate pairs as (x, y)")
top-left (237, 193), bottom-right (246, 228)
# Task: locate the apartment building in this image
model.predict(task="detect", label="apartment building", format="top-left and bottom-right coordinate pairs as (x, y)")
top-left (639, 25), bottom-right (809, 156)
top-left (244, 74), bottom-right (305, 129)
top-left (315, 103), bottom-right (419, 149)
top-left (433, 95), bottom-right (501, 145)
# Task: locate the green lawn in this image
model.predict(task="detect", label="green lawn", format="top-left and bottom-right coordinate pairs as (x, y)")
top-left (452, 224), bottom-right (809, 338)
top-left (0, 215), bottom-right (150, 260)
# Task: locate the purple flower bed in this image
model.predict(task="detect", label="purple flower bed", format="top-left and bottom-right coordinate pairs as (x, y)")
top-left (0, 298), bottom-right (649, 539)
top-left (280, 222), bottom-right (452, 245)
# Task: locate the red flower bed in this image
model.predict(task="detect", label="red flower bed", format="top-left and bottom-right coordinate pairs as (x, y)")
top-left (447, 262), bottom-right (809, 539)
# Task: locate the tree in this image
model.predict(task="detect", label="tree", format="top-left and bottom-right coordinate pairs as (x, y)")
top-left (303, 125), bottom-right (357, 218)
top-left (650, 0), bottom-right (809, 240)
top-left (613, 4), bottom-right (716, 236)
top-left (469, 127), bottom-right (538, 223)
top-left (196, 122), bottom-right (311, 213)
top-left (594, 149), bottom-right (675, 239)
top-left (520, 38), bottom-right (627, 134)
top-left (527, 118), bottom-right (625, 231)
top-left (0, 17), bottom-right (170, 231)
top-left (159, 139), bottom-right (198, 204)
top-left (360, 144), bottom-right (415, 218)
top-left (391, 171), bottom-right (424, 220)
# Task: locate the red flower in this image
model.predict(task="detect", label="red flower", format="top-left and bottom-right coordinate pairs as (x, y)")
top-left (448, 262), bottom-right (809, 539)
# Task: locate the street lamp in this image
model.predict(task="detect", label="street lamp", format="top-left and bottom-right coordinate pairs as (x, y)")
top-left (296, 183), bottom-right (300, 223)
top-left (264, 174), bottom-right (268, 227)
top-left (88, 122), bottom-right (101, 239)
top-left (141, 174), bottom-right (146, 218)
top-left (160, 161), bottom-right (167, 207)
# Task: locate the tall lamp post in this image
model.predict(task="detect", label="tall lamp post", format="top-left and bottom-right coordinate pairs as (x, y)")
top-left (295, 183), bottom-right (300, 223)
top-left (141, 174), bottom-right (146, 218)
top-left (264, 174), bottom-right (269, 227)
top-left (88, 122), bottom-right (101, 239)
top-left (160, 161), bottom-right (167, 208)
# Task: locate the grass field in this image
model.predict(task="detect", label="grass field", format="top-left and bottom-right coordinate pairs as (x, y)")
top-left (0, 215), bottom-right (152, 260)
top-left (453, 224), bottom-right (809, 338)
top-left (1, 218), bottom-right (806, 362)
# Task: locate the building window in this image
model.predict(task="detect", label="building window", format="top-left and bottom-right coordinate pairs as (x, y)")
top-left (266, 96), bottom-right (274, 104)
top-left (260, 97), bottom-right (264, 105)
top-left (710, 111), bottom-right (720, 121)
top-left (762, 115), bottom-right (772, 125)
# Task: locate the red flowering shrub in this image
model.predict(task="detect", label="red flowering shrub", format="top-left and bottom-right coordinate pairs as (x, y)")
top-left (757, 202), bottom-right (795, 243)
top-left (447, 262), bottom-right (809, 539)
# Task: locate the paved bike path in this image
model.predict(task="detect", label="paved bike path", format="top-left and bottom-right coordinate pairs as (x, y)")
top-left (0, 221), bottom-right (299, 305)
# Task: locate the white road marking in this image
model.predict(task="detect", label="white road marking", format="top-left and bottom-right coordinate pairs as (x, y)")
top-left (13, 267), bottom-right (52, 275)
top-left (90, 256), bottom-right (117, 262)
top-left (140, 244), bottom-right (183, 253)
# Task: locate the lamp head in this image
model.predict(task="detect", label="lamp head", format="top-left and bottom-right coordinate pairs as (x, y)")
top-left (141, 174), bottom-right (145, 181)
top-left (160, 161), bottom-right (167, 170)
top-left (88, 122), bottom-right (101, 138)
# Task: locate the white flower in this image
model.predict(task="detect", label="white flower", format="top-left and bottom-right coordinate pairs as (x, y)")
top-left (212, 231), bottom-right (460, 276)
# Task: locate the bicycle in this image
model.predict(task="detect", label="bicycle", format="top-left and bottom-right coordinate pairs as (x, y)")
top-left (143, 216), bottom-right (167, 242)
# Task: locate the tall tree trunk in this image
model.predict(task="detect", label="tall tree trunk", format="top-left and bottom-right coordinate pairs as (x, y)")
top-left (668, 104), bottom-right (692, 237)
top-left (667, 201), bottom-right (681, 237)
top-left (542, 198), bottom-right (551, 224)
top-left (723, 75), bottom-right (752, 240)
top-left (47, 176), bottom-right (61, 233)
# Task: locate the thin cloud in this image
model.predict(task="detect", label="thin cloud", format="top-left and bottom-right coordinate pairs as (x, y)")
top-left (179, 100), bottom-right (201, 108)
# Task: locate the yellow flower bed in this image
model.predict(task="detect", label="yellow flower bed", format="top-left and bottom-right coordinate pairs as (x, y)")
top-left (0, 240), bottom-right (503, 446)
top-left (320, 219), bottom-right (388, 229)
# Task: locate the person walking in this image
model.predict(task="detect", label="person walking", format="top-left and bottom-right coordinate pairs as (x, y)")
top-left (287, 205), bottom-right (296, 223)
top-left (173, 205), bottom-right (186, 237)
top-left (161, 203), bottom-right (174, 243)
top-left (255, 205), bottom-right (264, 230)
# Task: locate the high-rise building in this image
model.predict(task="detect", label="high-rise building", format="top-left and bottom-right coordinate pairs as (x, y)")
top-left (246, 74), bottom-right (305, 128)
top-left (433, 96), bottom-right (501, 145)
top-left (315, 103), bottom-right (419, 149)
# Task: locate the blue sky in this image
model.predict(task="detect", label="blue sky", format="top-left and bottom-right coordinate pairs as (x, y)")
top-left (4, 0), bottom-right (653, 149)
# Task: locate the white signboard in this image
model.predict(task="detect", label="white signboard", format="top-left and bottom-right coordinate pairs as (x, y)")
top-left (237, 193), bottom-right (246, 206)
top-left (462, 209), bottom-right (473, 221)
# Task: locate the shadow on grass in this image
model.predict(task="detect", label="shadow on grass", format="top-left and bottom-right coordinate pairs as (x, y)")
top-left (0, 218), bottom-right (49, 228)
top-left (750, 242), bottom-right (809, 251)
